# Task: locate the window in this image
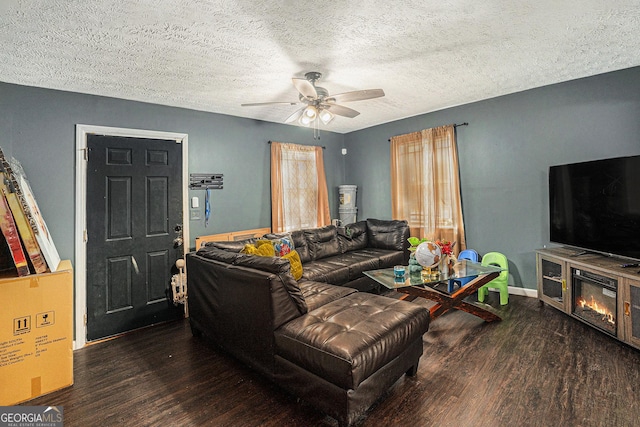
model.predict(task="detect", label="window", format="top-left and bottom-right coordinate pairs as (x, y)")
top-left (271, 142), bottom-right (330, 232)
top-left (390, 125), bottom-right (466, 248)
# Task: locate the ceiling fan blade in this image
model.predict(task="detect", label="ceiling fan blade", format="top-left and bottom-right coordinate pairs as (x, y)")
top-left (241, 101), bottom-right (298, 107)
top-left (284, 108), bottom-right (305, 123)
top-left (327, 89), bottom-right (385, 103)
top-left (292, 78), bottom-right (318, 100)
top-left (325, 104), bottom-right (360, 118)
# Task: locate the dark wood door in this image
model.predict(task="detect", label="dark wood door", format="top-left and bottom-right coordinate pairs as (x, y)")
top-left (86, 134), bottom-right (183, 341)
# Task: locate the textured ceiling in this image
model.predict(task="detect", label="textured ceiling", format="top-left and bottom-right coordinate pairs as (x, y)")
top-left (1, 0), bottom-right (639, 133)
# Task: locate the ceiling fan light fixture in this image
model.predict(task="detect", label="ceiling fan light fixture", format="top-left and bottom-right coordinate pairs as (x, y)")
top-left (304, 105), bottom-right (317, 119)
top-left (319, 109), bottom-right (334, 124)
top-left (241, 71), bottom-right (384, 139)
top-left (299, 115), bottom-right (312, 126)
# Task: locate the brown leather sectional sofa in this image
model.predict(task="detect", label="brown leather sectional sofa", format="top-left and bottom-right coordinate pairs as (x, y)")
top-left (186, 219), bottom-right (430, 426)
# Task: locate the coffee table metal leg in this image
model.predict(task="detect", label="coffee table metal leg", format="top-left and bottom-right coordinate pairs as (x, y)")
top-left (396, 272), bottom-right (502, 322)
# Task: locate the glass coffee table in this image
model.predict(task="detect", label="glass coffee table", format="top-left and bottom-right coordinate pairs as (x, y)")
top-left (364, 260), bottom-right (503, 322)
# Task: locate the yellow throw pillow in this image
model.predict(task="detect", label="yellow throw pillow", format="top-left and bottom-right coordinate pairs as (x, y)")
top-left (240, 242), bottom-right (275, 257)
top-left (240, 243), bottom-right (257, 255)
top-left (257, 243), bottom-right (276, 257)
top-left (282, 250), bottom-right (303, 281)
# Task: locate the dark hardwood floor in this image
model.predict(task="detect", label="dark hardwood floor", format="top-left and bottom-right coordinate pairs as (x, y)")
top-left (26, 292), bottom-right (640, 426)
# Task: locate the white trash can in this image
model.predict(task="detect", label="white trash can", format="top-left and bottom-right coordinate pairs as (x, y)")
top-left (338, 185), bottom-right (357, 209)
top-left (339, 207), bottom-right (358, 225)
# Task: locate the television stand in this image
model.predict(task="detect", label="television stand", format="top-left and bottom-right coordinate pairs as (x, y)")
top-left (536, 247), bottom-right (640, 351)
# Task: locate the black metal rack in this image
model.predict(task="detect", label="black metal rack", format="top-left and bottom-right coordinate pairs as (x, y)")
top-left (189, 173), bottom-right (223, 190)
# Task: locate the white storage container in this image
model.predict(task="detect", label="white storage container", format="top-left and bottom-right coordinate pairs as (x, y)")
top-left (338, 185), bottom-right (357, 209)
top-left (339, 206), bottom-right (358, 225)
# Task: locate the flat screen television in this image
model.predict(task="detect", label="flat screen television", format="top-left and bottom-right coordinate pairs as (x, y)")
top-left (549, 155), bottom-right (640, 261)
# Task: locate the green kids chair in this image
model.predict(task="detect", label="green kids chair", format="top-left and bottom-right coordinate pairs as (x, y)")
top-left (477, 252), bottom-right (509, 305)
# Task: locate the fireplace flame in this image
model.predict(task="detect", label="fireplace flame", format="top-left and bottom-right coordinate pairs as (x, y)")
top-left (578, 296), bottom-right (615, 325)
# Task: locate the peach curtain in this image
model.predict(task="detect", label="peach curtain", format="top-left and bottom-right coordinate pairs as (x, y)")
top-left (390, 125), bottom-right (466, 251)
top-left (271, 142), bottom-right (330, 233)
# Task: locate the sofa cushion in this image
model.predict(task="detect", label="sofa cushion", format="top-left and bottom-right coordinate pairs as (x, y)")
top-left (197, 247), bottom-right (293, 276)
top-left (366, 218), bottom-right (409, 251)
top-left (299, 281), bottom-right (357, 312)
top-left (236, 253), bottom-right (290, 274)
top-left (202, 237), bottom-right (257, 253)
top-left (353, 248), bottom-right (405, 269)
top-left (338, 221), bottom-right (369, 253)
top-left (304, 225), bottom-right (341, 260)
top-left (196, 246), bottom-right (243, 263)
top-left (274, 292), bottom-right (430, 390)
top-left (302, 259), bottom-right (350, 284)
top-left (331, 252), bottom-right (381, 280)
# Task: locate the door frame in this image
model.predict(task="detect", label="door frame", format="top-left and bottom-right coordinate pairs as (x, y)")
top-left (75, 125), bottom-right (189, 349)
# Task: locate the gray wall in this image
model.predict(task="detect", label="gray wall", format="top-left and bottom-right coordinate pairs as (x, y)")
top-left (343, 66), bottom-right (640, 289)
top-left (3, 66), bottom-right (639, 290)
top-left (0, 82), bottom-right (346, 262)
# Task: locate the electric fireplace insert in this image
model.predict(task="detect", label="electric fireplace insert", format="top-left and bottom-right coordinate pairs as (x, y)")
top-left (571, 268), bottom-right (617, 336)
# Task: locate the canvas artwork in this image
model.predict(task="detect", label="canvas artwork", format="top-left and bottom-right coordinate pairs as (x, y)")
top-left (16, 173), bottom-right (61, 272)
top-left (6, 156), bottom-right (62, 273)
top-left (0, 189), bottom-right (30, 276)
top-left (0, 148), bottom-right (60, 275)
top-left (0, 148), bottom-right (48, 273)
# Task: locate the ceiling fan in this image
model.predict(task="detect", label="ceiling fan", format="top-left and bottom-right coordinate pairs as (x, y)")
top-left (241, 72), bottom-right (385, 129)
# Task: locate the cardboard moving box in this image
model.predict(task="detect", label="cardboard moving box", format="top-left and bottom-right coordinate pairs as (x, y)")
top-left (0, 260), bottom-right (73, 405)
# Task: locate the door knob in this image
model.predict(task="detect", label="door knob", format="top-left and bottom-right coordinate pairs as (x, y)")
top-left (173, 223), bottom-right (183, 248)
